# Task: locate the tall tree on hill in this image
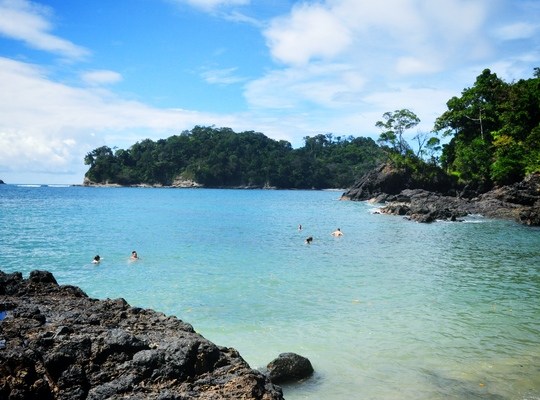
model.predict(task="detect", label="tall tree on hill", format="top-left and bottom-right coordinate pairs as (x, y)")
top-left (375, 109), bottom-right (420, 157)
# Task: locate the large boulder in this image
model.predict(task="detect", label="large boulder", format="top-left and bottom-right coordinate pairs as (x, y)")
top-left (341, 163), bottom-right (456, 202)
top-left (0, 270), bottom-right (284, 399)
top-left (341, 164), bottom-right (412, 201)
top-left (266, 353), bottom-right (314, 384)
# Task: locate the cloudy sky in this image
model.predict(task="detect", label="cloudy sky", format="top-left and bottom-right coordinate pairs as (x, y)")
top-left (0, 0), bottom-right (538, 183)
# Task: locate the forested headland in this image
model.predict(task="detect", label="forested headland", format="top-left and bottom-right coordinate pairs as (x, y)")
top-left (84, 68), bottom-right (540, 191)
top-left (83, 128), bottom-right (384, 189)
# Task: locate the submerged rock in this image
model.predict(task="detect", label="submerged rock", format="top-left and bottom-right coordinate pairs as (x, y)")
top-left (0, 270), bottom-right (283, 399)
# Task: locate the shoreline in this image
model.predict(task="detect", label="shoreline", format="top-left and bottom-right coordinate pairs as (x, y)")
top-left (0, 270), bottom-right (284, 399)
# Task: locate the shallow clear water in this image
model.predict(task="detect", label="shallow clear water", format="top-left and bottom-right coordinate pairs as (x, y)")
top-left (1, 185), bottom-right (539, 399)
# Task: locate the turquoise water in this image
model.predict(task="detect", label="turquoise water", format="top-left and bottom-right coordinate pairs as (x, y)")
top-left (1, 184), bottom-right (539, 399)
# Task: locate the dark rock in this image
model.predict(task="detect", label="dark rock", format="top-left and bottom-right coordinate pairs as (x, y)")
top-left (0, 270), bottom-right (284, 399)
top-left (267, 352), bottom-right (314, 383)
top-left (342, 163), bottom-right (456, 201)
top-left (29, 270), bottom-right (57, 284)
top-left (0, 271), bottom-right (24, 295)
top-left (341, 164), bottom-right (413, 200)
top-left (343, 165), bottom-right (540, 226)
top-left (520, 204), bottom-right (540, 226)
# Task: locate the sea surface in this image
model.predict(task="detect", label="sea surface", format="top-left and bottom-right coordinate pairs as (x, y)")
top-left (1, 184), bottom-right (539, 399)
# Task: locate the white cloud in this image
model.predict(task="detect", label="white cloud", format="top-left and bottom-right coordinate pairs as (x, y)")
top-left (0, 0), bottom-right (89, 59)
top-left (200, 67), bottom-right (245, 85)
top-left (0, 57), bottom-right (231, 181)
top-left (245, 63), bottom-right (366, 109)
top-left (263, 0), bottom-right (490, 73)
top-left (81, 70), bottom-right (123, 86)
top-left (495, 22), bottom-right (538, 40)
top-left (396, 57), bottom-right (440, 75)
top-left (168, 0), bottom-right (249, 12)
top-left (265, 3), bottom-right (351, 65)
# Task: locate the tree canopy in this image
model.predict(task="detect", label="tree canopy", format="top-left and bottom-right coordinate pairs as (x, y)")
top-left (435, 68), bottom-right (540, 186)
top-left (84, 68), bottom-right (540, 191)
top-left (84, 127), bottom-right (384, 189)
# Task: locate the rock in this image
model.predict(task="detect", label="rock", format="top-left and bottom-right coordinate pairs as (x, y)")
top-left (0, 270), bottom-right (284, 399)
top-left (266, 353), bottom-right (314, 383)
top-left (0, 179), bottom-right (4, 184)
top-left (29, 270), bottom-right (57, 284)
top-left (343, 165), bottom-right (540, 226)
top-left (341, 164), bottom-right (413, 201)
top-left (171, 176), bottom-right (203, 188)
top-left (341, 163), bottom-right (456, 202)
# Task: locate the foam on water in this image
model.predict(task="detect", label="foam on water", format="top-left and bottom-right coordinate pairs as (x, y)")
top-left (1, 185), bottom-right (539, 399)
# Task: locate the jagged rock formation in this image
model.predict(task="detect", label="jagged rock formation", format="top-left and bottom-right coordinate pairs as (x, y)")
top-left (0, 270), bottom-right (283, 400)
top-left (342, 165), bottom-right (540, 225)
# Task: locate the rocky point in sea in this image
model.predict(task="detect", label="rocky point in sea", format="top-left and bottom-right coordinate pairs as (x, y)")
top-left (0, 270), bottom-right (284, 400)
top-left (341, 164), bottom-right (540, 225)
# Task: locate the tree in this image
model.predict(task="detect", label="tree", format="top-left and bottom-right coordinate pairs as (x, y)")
top-left (375, 109), bottom-right (420, 155)
top-left (434, 68), bottom-right (540, 186)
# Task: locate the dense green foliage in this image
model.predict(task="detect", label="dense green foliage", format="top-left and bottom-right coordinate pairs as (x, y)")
top-left (374, 108), bottom-right (452, 191)
top-left (85, 68), bottom-right (539, 191)
top-left (84, 126), bottom-right (384, 189)
top-left (435, 68), bottom-right (540, 186)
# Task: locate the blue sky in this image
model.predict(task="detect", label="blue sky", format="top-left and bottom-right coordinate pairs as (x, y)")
top-left (0, 0), bottom-right (539, 183)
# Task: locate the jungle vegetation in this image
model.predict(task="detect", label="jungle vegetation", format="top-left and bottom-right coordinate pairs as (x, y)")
top-left (85, 68), bottom-right (540, 190)
top-left (84, 127), bottom-right (384, 189)
top-left (434, 68), bottom-right (540, 188)
top-left (374, 68), bottom-right (540, 190)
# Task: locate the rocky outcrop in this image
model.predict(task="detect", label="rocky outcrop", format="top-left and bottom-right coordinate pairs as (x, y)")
top-left (171, 176), bottom-right (203, 188)
top-left (0, 179), bottom-right (4, 184)
top-left (266, 353), bottom-right (314, 384)
top-left (0, 270), bottom-right (283, 400)
top-left (342, 165), bottom-right (540, 225)
top-left (82, 176), bottom-right (203, 188)
top-left (342, 164), bottom-right (456, 201)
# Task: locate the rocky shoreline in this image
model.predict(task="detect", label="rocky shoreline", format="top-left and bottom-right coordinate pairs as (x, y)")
top-left (341, 164), bottom-right (540, 225)
top-left (0, 270), bottom-right (284, 400)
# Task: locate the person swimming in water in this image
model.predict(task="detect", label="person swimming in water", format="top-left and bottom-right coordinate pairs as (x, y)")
top-left (92, 255), bottom-right (101, 264)
top-left (331, 228), bottom-right (343, 237)
top-left (130, 250), bottom-right (139, 260)
top-left (305, 236), bottom-right (313, 244)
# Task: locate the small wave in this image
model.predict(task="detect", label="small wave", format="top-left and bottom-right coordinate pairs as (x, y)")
top-left (462, 214), bottom-right (487, 223)
top-left (16, 184), bottom-right (43, 188)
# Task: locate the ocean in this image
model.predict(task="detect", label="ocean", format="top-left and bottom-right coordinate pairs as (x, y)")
top-left (1, 184), bottom-right (539, 399)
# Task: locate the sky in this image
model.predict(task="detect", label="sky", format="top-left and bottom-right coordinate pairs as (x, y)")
top-left (0, 0), bottom-right (539, 184)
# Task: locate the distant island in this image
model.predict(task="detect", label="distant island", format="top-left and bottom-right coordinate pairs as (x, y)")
top-left (83, 127), bottom-right (384, 189)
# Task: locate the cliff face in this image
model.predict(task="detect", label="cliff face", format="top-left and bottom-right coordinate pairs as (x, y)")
top-left (0, 270), bottom-right (283, 400)
top-left (342, 164), bottom-right (540, 226)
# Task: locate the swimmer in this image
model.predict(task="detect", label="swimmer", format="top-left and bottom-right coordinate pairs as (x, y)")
top-left (331, 228), bottom-right (343, 237)
top-left (298, 224), bottom-right (302, 231)
top-left (305, 236), bottom-right (313, 244)
top-left (130, 250), bottom-right (139, 260)
top-left (92, 255), bottom-right (101, 264)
